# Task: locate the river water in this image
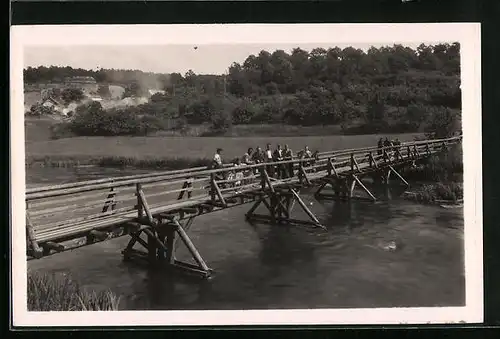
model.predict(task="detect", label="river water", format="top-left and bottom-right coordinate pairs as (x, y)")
top-left (26, 166), bottom-right (465, 310)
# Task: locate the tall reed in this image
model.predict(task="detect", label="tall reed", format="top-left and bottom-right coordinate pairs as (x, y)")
top-left (27, 271), bottom-right (121, 311)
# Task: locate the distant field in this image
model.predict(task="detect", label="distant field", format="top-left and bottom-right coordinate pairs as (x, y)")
top-left (26, 133), bottom-right (422, 162)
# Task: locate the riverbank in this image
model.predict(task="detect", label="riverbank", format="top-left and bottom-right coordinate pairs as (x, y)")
top-left (27, 271), bottom-right (121, 311)
top-left (403, 182), bottom-right (463, 206)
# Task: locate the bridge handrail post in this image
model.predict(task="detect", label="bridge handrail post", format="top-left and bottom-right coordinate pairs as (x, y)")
top-left (26, 201), bottom-right (43, 258)
top-left (136, 183), bottom-right (144, 219)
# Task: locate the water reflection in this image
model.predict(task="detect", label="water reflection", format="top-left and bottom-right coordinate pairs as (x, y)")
top-left (253, 222), bottom-right (317, 270)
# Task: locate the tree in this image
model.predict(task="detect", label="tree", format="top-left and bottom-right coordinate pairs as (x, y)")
top-left (60, 88), bottom-right (85, 104)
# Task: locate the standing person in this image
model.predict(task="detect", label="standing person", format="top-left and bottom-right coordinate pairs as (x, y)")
top-left (283, 144), bottom-right (294, 178)
top-left (212, 148), bottom-right (225, 181)
top-left (265, 143), bottom-right (274, 177)
top-left (242, 147), bottom-right (254, 183)
top-left (377, 137), bottom-right (384, 155)
top-left (252, 146), bottom-right (264, 175)
top-left (383, 137), bottom-right (393, 160)
top-left (303, 145), bottom-right (313, 167)
top-left (273, 144), bottom-right (284, 179)
top-left (242, 147), bottom-right (254, 165)
top-left (233, 158), bottom-right (244, 191)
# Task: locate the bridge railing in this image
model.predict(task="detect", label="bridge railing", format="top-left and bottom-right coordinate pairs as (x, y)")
top-left (25, 136), bottom-right (461, 253)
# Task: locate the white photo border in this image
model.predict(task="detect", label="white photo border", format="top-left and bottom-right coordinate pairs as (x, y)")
top-left (10, 23), bottom-right (483, 327)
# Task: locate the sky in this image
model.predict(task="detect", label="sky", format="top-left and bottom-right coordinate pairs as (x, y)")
top-left (24, 43), bottom-right (424, 75)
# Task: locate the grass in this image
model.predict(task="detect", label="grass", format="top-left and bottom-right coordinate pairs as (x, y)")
top-left (26, 132), bottom-right (422, 168)
top-left (27, 270), bottom-right (121, 311)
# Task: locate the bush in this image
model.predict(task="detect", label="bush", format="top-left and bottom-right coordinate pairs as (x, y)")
top-left (409, 182), bottom-right (463, 204)
top-left (27, 271), bottom-right (120, 311)
top-left (68, 102), bottom-right (167, 136)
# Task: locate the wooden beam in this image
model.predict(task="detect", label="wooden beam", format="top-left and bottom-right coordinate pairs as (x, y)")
top-left (137, 187), bottom-right (154, 225)
top-left (174, 220), bottom-right (210, 272)
top-left (290, 189), bottom-right (325, 229)
top-left (389, 165), bottom-right (410, 187)
top-left (352, 175), bottom-right (377, 201)
top-left (25, 210), bottom-right (43, 258)
top-left (211, 178), bottom-right (227, 207)
top-left (101, 187), bottom-right (116, 213)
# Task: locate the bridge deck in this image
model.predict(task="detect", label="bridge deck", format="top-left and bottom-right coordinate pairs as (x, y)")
top-left (25, 136), bottom-right (461, 259)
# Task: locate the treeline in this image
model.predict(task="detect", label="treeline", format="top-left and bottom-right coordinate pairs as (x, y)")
top-left (24, 66), bottom-right (171, 91)
top-left (29, 43), bottom-right (462, 137)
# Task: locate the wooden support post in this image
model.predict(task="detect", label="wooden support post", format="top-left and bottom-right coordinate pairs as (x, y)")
top-left (352, 156), bottom-right (360, 172)
top-left (146, 228), bottom-right (158, 263)
top-left (329, 158), bottom-right (338, 177)
top-left (389, 165), bottom-right (410, 187)
top-left (177, 181), bottom-right (189, 200)
top-left (102, 187), bottom-right (116, 213)
top-left (210, 173), bottom-right (217, 202)
top-left (298, 164), bottom-right (311, 185)
top-left (211, 176), bottom-right (227, 207)
top-left (352, 175), bottom-right (377, 201)
top-left (174, 220), bottom-right (210, 272)
top-left (290, 189), bottom-right (325, 229)
top-left (25, 202), bottom-right (43, 258)
top-left (349, 178), bottom-right (357, 198)
top-left (136, 183), bottom-right (144, 219)
top-left (262, 169), bottom-right (275, 193)
top-left (246, 198), bottom-right (263, 219)
top-left (137, 186), bottom-right (154, 225)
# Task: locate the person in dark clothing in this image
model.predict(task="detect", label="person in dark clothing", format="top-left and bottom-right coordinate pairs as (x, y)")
top-left (377, 138), bottom-right (384, 155)
top-left (383, 137), bottom-right (393, 160)
top-left (283, 144), bottom-right (294, 178)
top-left (251, 146), bottom-right (264, 175)
top-left (273, 144), bottom-right (285, 179)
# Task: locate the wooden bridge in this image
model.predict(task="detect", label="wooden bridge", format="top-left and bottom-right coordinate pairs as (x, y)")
top-left (25, 136), bottom-right (462, 278)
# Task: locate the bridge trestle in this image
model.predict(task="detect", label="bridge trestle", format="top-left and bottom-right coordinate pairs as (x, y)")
top-left (245, 168), bottom-right (326, 230)
top-left (121, 183), bottom-right (212, 278)
top-left (315, 164), bottom-right (410, 202)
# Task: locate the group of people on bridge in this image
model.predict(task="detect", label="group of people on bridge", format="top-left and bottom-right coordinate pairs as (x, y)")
top-left (377, 137), bottom-right (402, 155)
top-left (212, 144), bottom-right (319, 189)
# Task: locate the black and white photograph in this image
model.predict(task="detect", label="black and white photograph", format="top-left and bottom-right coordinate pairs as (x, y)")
top-left (10, 24), bottom-right (482, 326)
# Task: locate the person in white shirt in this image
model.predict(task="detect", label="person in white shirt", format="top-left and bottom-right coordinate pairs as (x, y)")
top-left (213, 148), bottom-right (223, 168)
top-left (265, 143), bottom-right (275, 177)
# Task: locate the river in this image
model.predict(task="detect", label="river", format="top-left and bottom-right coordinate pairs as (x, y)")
top-left (26, 166), bottom-right (465, 310)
